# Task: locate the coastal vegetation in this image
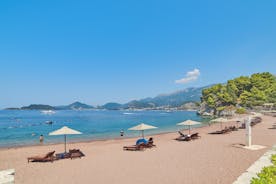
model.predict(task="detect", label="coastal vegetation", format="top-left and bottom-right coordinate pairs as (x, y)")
top-left (251, 154), bottom-right (276, 184)
top-left (200, 72), bottom-right (276, 116)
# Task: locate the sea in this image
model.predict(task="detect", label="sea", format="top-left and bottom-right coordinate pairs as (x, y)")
top-left (0, 110), bottom-right (211, 148)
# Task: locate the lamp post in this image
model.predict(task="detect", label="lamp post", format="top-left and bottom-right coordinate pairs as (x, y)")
top-left (245, 117), bottom-right (252, 147)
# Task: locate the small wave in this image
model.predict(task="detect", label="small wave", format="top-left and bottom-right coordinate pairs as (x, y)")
top-left (123, 112), bottom-right (134, 115)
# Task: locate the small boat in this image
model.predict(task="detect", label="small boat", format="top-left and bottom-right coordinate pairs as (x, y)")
top-left (45, 121), bottom-right (53, 125)
top-left (41, 110), bottom-right (56, 115)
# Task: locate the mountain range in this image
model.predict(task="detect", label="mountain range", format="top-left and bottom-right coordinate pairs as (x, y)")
top-left (5, 86), bottom-right (210, 110)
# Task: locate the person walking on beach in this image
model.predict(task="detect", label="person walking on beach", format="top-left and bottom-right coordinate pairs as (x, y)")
top-left (39, 134), bottom-right (44, 144)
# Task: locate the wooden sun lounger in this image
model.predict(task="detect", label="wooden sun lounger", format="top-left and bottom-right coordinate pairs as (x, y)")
top-left (176, 135), bottom-right (192, 141)
top-left (27, 151), bottom-right (55, 163)
top-left (123, 144), bottom-right (145, 151)
top-left (69, 149), bottom-right (85, 159)
top-left (210, 128), bottom-right (232, 134)
top-left (176, 132), bottom-right (200, 141)
top-left (143, 142), bottom-right (156, 148)
top-left (191, 133), bottom-right (200, 139)
top-left (124, 137), bottom-right (156, 151)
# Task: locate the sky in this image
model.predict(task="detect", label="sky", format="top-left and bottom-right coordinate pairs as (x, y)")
top-left (0, 0), bottom-right (275, 108)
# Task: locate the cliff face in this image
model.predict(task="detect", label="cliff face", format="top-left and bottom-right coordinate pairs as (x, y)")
top-left (197, 102), bottom-right (215, 116)
top-left (198, 102), bottom-right (236, 117)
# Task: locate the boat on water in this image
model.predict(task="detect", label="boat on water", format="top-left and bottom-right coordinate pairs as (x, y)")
top-left (41, 110), bottom-right (56, 115)
top-left (45, 121), bottom-right (53, 125)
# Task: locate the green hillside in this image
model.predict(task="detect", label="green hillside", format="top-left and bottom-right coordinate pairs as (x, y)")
top-left (201, 72), bottom-right (276, 114)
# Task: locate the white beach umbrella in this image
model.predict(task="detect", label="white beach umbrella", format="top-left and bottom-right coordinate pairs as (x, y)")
top-left (49, 126), bottom-right (82, 153)
top-left (177, 120), bottom-right (201, 134)
top-left (128, 123), bottom-right (157, 138)
top-left (211, 118), bottom-right (228, 130)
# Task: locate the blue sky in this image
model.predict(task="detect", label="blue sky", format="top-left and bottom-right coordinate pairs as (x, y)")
top-left (0, 0), bottom-right (275, 108)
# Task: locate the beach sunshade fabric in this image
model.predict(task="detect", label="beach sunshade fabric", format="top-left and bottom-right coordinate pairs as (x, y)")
top-left (211, 118), bottom-right (229, 130)
top-left (128, 123), bottom-right (157, 131)
top-left (49, 126), bottom-right (82, 153)
top-left (177, 120), bottom-right (201, 134)
top-left (211, 118), bottom-right (228, 122)
top-left (128, 123), bottom-right (157, 138)
top-left (49, 126), bottom-right (82, 135)
top-left (177, 120), bottom-right (201, 126)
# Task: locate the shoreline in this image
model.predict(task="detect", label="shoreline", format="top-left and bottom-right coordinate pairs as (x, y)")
top-left (0, 112), bottom-right (254, 150)
top-left (0, 129), bottom-right (188, 150)
top-left (0, 109), bottom-right (206, 148)
top-left (0, 121), bottom-right (215, 150)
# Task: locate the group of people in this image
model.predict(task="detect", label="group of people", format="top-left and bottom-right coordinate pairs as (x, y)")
top-left (135, 137), bottom-right (154, 145)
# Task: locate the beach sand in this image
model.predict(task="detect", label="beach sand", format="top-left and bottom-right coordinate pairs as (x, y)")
top-left (0, 115), bottom-right (276, 184)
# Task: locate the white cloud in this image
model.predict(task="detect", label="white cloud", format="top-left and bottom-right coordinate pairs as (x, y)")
top-left (175, 69), bottom-right (200, 84)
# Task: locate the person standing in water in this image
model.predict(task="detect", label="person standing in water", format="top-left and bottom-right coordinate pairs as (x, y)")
top-left (39, 134), bottom-right (44, 144)
top-left (120, 129), bottom-right (124, 136)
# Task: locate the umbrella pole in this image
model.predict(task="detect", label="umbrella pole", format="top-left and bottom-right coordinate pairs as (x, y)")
top-left (142, 130), bottom-right (144, 138)
top-left (189, 125), bottom-right (191, 134)
top-left (220, 122), bottom-right (222, 130)
top-left (64, 135), bottom-right (67, 153)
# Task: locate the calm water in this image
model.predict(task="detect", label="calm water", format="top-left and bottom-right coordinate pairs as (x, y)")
top-left (0, 110), bottom-right (210, 148)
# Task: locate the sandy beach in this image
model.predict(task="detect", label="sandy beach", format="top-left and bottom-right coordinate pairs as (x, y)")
top-left (0, 115), bottom-right (276, 184)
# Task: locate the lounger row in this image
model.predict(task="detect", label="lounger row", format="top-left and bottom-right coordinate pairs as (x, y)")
top-left (27, 149), bottom-right (85, 163)
top-left (210, 126), bottom-right (238, 135)
top-left (239, 117), bottom-right (262, 129)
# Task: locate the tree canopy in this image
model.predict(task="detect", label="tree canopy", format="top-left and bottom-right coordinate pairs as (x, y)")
top-left (201, 72), bottom-right (276, 112)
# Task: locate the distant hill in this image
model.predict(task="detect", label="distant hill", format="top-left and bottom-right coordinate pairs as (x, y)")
top-left (6, 102), bottom-right (94, 110)
top-left (55, 101), bottom-right (94, 110)
top-left (124, 86), bottom-right (209, 109)
top-left (21, 104), bottom-right (55, 110)
top-left (4, 86), bottom-right (209, 110)
top-left (101, 102), bottom-right (123, 110)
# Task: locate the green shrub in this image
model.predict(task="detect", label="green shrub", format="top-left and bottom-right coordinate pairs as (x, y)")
top-left (235, 108), bottom-right (247, 114)
top-left (271, 155), bottom-right (276, 165)
top-left (251, 155), bottom-right (276, 184)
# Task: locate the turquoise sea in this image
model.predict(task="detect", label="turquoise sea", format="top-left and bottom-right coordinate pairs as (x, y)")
top-left (0, 110), bottom-right (210, 148)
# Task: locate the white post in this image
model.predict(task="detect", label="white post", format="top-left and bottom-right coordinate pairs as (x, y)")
top-left (64, 135), bottom-right (67, 153)
top-left (245, 116), bottom-right (252, 147)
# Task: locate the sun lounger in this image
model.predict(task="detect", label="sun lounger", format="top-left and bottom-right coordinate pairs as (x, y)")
top-left (176, 132), bottom-right (200, 141)
top-left (239, 117), bottom-right (262, 129)
top-left (229, 126), bottom-right (238, 131)
top-left (209, 130), bottom-right (224, 134)
top-left (69, 149), bottom-right (85, 159)
top-left (27, 151), bottom-right (55, 163)
top-left (190, 133), bottom-right (200, 139)
top-left (175, 131), bottom-right (189, 140)
top-left (55, 152), bottom-right (71, 159)
top-left (176, 134), bottom-right (192, 141)
top-left (209, 127), bottom-right (232, 135)
top-left (123, 144), bottom-right (145, 151)
top-left (142, 142), bottom-right (156, 148)
top-left (124, 137), bottom-right (156, 151)
top-left (178, 131), bottom-right (186, 137)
